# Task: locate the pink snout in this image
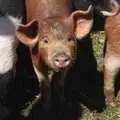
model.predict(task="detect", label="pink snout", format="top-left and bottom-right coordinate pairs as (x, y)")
top-left (53, 54), bottom-right (71, 68)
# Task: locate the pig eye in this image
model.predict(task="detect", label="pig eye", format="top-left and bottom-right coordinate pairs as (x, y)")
top-left (41, 36), bottom-right (49, 43)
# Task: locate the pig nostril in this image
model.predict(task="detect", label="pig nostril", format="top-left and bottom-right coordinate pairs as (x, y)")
top-left (65, 58), bottom-right (69, 62)
top-left (55, 59), bottom-right (59, 62)
top-left (55, 57), bottom-right (70, 63)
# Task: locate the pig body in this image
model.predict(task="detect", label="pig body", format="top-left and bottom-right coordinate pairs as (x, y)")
top-left (0, 15), bottom-right (20, 74)
top-left (16, 0), bottom-right (93, 116)
top-left (0, 13), bottom-right (21, 120)
top-left (100, 0), bottom-right (120, 106)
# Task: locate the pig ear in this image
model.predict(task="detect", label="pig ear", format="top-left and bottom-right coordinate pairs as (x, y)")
top-left (16, 19), bottom-right (39, 47)
top-left (70, 5), bottom-right (93, 40)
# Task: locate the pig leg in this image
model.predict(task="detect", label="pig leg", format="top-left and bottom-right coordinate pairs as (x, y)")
top-left (21, 80), bottom-right (51, 117)
top-left (104, 56), bottom-right (120, 107)
top-left (21, 93), bottom-right (42, 117)
top-left (52, 70), bottom-right (67, 117)
top-left (21, 66), bottom-right (44, 117)
top-left (33, 65), bottom-right (52, 113)
top-left (41, 79), bottom-right (51, 113)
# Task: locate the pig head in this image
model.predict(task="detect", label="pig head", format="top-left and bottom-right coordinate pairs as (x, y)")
top-left (16, 6), bottom-right (93, 77)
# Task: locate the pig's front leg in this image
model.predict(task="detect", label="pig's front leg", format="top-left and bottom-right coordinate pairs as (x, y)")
top-left (104, 55), bottom-right (120, 107)
top-left (41, 79), bottom-right (51, 113)
top-left (34, 66), bottom-right (52, 113)
top-left (21, 66), bottom-right (43, 117)
top-left (21, 92), bottom-right (42, 117)
top-left (21, 66), bottom-right (51, 117)
top-left (21, 80), bottom-right (51, 117)
top-left (51, 70), bottom-right (68, 116)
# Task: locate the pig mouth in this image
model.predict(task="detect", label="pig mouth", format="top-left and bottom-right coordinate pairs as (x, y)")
top-left (52, 53), bottom-right (72, 69)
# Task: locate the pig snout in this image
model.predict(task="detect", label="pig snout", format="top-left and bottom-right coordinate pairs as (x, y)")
top-left (53, 53), bottom-right (71, 68)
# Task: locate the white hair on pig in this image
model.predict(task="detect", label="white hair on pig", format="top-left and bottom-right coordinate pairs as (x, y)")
top-left (0, 13), bottom-right (21, 75)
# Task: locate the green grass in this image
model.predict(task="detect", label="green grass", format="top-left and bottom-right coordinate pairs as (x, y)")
top-left (82, 107), bottom-right (120, 120)
top-left (81, 98), bottom-right (120, 120)
top-left (81, 31), bottom-right (120, 120)
top-left (91, 31), bottom-right (105, 72)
